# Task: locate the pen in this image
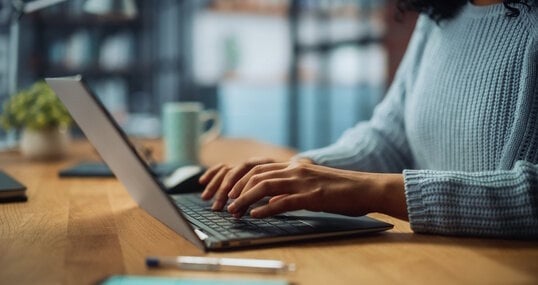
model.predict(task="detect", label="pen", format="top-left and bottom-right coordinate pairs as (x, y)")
top-left (146, 256), bottom-right (296, 274)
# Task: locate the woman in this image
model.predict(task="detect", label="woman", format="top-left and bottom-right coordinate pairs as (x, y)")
top-left (199, 0), bottom-right (538, 238)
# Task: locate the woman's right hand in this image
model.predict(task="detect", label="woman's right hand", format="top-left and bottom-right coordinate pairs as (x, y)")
top-left (199, 157), bottom-right (276, 210)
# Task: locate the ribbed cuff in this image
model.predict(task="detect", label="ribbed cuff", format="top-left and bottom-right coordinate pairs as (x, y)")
top-left (403, 169), bottom-right (429, 233)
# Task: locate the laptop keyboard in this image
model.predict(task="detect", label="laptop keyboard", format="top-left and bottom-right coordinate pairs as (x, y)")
top-left (172, 194), bottom-right (315, 240)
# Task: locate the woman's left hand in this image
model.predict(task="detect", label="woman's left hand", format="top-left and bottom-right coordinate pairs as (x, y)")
top-left (226, 160), bottom-right (408, 219)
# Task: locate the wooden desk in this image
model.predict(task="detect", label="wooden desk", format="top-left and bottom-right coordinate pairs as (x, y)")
top-left (1, 139), bottom-right (537, 285)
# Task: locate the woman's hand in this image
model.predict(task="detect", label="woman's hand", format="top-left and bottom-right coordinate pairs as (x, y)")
top-left (225, 161), bottom-right (408, 219)
top-left (199, 157), bottom-right (279, 210)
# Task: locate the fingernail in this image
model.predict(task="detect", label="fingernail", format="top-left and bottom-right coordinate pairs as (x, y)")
top-left (212, 201), bottom-right (223, 211)
top-left (201, 191), bottom-right (210, 200)
top-left (227, 202), bottom-right (236, 212)
top-left (250, 209), bottom-right (260, 218)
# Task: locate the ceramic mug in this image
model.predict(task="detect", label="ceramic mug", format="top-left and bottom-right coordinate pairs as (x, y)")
top-left (162, 102), bottom-right (220, 164)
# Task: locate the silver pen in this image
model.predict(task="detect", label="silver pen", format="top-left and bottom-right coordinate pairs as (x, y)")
top-left (146, 256), bottom-right (296, 274)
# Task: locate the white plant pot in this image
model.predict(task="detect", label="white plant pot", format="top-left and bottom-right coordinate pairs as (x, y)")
top-left (20, 127), bottom-right (71, 160)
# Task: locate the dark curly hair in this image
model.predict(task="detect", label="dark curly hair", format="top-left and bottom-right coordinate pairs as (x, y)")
top-left (396, 0), bottom-right (534, 21)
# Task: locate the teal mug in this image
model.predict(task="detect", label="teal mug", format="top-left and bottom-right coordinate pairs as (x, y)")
top-left (162, 102), bottom-right (220, 164)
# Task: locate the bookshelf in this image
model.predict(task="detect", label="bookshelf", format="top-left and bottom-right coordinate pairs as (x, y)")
top-left (33, 10), bottom-right (141, 114)
top-left (11, 0), bottom-right (166, 138)
top-left (2, 0), bottom-right (415, 149)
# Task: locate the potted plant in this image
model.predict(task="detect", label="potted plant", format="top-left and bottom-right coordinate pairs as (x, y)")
top-left (0, 81), bottom-right (72, 160)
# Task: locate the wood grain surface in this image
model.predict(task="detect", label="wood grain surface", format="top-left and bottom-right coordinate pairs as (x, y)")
top-left (0, 138), bottom-right (536, 285)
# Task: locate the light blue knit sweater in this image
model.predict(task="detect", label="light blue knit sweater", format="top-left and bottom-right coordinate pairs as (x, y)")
top-left (298, 2), bottom-right (538, 238)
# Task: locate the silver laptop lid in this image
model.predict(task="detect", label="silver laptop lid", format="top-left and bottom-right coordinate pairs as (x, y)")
top-left (46, 75), bottom-right (205, 250)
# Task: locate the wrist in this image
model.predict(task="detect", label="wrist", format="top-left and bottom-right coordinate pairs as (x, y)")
top-left (376, 173), bottom-right (408, 220)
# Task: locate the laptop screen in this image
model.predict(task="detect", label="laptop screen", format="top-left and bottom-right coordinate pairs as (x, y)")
top-left (46, 76), bottom-right (205, 249)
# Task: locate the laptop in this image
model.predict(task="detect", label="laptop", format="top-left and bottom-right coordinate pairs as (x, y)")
top-left (46, 75), bottom-right (393, 251)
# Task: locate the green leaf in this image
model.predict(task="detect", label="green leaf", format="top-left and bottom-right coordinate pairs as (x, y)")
top-left (0, 80), bottom-right (72, 131)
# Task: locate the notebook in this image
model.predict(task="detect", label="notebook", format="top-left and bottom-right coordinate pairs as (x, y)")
top-left (46, 75), bottom-right (392, 251)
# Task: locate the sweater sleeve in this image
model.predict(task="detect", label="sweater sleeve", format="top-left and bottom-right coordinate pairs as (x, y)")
top-left (297, 17), bottom-right (432, 172)
top-left (404, 160), bottom-right (538, 239)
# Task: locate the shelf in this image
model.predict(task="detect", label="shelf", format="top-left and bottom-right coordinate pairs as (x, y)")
top-left (42, 64), bottom-right (149, 78)
top-left (295, 36), bottom-right (384, 53)
top-left (32, 13), bottom-right (140, 28)
top-left (208, 0), bottom-right (288, 16)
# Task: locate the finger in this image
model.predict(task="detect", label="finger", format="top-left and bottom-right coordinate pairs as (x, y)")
top-left (207, 159), bottom-right (274, 206)
top-left (199, 163), bottom-right (226, 185)
top-left (218, 159), bottom-right (272, 197)
top-left (227, 177), bottom-right (297, 215)
top-left (208, 169), bottom-right (232, 210)
top-left (202, 158), bottom-right (267, 186)
top-left (250, 192), bottom-right (311, 218)
top-left (237, 165), bottom-right (291, 198)
top-left (228, 163), bottom-right (288, 199)
top-left (200, 165), bottom-right (229, 201)
top-left (211, 170), bottom-right (240, 211)
top-left (268, 194), bottom-right (289, 204)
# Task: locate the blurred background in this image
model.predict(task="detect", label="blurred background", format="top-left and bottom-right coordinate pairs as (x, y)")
top-left (0, 0), bottom-right (416, 152)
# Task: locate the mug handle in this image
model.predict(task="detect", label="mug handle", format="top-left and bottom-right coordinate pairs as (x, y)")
top-left (200, 110), bottom-right (221, 144)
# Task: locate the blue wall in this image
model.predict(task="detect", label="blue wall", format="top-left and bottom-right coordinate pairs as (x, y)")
top-left (219, 82), bottom-right (382, 151)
